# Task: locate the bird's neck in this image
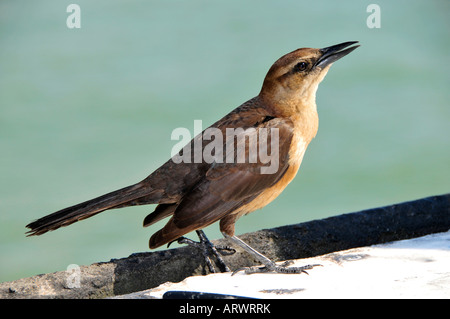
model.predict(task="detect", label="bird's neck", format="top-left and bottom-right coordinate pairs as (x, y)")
top-left (259, 89), bottom-right (319, 143)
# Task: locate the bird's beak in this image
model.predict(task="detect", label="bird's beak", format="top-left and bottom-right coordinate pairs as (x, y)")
top-left (314, 41), bottom-right (359, 69)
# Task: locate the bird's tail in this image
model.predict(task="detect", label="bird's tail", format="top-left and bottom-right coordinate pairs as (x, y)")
top-left (26, 182), bottom-right (154, 236)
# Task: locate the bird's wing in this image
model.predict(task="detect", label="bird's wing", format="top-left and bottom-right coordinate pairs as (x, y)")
top-left (149, 116), bottom-right (295, 248)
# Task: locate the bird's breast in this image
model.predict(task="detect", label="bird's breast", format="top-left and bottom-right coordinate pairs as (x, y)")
top-left (288, 132), bottom-right (309, 168)
top-left (233, 132), bottom-right (309, 218)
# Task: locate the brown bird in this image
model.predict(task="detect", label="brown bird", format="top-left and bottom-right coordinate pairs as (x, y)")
top-left (26, 41), bottom-right (359, 274)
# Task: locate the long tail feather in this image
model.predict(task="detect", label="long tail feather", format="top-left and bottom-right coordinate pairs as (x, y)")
top-left (26, 182), bottom-right (154, 236)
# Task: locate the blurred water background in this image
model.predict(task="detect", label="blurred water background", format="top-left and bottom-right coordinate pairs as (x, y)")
top-left (0, 0), bottom-right (449, 282)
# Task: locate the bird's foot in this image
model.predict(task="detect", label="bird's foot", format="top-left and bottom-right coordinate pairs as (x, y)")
top-left (232, 261), bottom-right (322, 275)
top-left (224, 234), bottom-right (321, 276)
top-left (168, 230), bottom-right (235, 273)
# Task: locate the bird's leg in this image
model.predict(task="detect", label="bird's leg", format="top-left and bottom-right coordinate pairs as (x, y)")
top-left (224, 234), bottom-right (321, 275)
top-left (196, 230), bottom-right (235, 272)
top-left (169, 230), bottom-right (234, 273)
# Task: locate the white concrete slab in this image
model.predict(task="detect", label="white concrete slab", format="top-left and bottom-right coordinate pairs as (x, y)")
top-left (122, 230), bottom-right (450, 299)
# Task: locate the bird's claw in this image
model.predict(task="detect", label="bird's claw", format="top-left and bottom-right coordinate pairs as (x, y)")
top-left (214, 245), bottom-right (236, 256)
top-left (232, 262), bottom-right (322, 276)
top-left (168, 231), bottom-right (233, 273)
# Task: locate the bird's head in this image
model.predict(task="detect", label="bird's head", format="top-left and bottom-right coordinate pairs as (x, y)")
top-left (260, 41), bottom-right (359, 113)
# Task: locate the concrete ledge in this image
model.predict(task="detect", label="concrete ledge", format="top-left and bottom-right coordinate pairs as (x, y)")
top-left (1, 193), bottom-right (449, 299)
top-left (125, 230), bottom-right (450, 299)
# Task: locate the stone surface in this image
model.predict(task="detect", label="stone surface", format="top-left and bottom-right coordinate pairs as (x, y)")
top-left (126, 230), bottom-right (450, 299)
top-left (1, 193), bottom-right (449, 299)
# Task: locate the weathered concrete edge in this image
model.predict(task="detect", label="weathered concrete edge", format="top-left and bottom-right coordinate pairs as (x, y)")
top-left (1, 193), bottom-right (449, 299)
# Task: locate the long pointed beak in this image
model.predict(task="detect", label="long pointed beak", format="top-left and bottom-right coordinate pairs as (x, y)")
top-left (315, 41), bottom-right (359, 69)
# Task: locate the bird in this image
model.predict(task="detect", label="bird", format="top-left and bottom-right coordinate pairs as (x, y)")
top-left (26, 41), bottom-right (359, 274)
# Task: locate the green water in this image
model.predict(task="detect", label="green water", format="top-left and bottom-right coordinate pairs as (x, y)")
top-left (1, 0), bottom-right (449, 283)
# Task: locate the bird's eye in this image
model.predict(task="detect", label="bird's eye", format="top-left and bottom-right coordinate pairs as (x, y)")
top-left (295, 62), bottom-right (308, 72)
